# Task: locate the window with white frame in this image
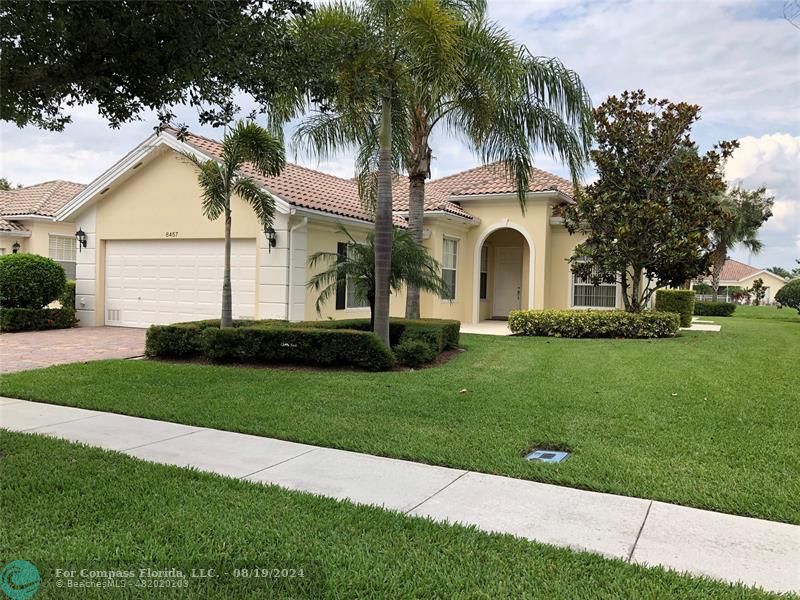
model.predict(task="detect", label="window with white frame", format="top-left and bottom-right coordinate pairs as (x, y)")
top-left (479, 245), bottom-right (488, 300)
top-left (572, 265), bottom-right (616, 308)
top-left (49, 235), bottom-right (77, 279)
top-left (441, 237), bottom-right (458, 300)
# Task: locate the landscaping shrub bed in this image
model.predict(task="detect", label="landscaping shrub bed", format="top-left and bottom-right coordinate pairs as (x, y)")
top-left (0, 307), bottom-right (78, 332)
top-left (694, 301), bottom-right (736, 317)
top-left (654, 289), bottom-right (695, 326)
top-left (145, 318), bottom-right (460, 370)
top-left (508, 309), bottom-right (680, 338)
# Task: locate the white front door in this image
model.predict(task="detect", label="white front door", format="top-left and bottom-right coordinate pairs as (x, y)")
top-left (105, 239), bottom-right (256, 327)
top-left (492, 246), bottom-right (522, 317)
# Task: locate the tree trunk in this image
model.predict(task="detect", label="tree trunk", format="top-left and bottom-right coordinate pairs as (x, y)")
top-left (629, 268), bottom-right (643, 312)
top-left (221, 205), bottom-right (233, 328)
top-left (710, 248), bottom-right (726, 302)
top-left (373, 93), bottom-right (393, 346)
top-left (405, 112), bottom-right (431, 320)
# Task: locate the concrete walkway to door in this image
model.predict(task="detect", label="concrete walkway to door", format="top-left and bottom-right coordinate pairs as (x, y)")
top-left (0, 327), bottom-right (146, 374)
top-left (461, 320), bottom-right (512, 336)
top-left (1, 398), bottom-right (797, 594)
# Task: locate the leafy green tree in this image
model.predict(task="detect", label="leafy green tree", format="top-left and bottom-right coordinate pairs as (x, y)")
top-left (563, 90), bottom-right (737, 312)
top-left (750, 278), bottom-right (766, 306)
top-left (283, 0), bottom-right (462, 345)
top-left (1, 0), bottom-right (311, 130)
top-left (706, 186), bottom-right (773, 300)
top-left (768, 266), bottom-right (791, 279)
top-left (182, 121), bottom-right (285, 327)
top-left (0, 177), bottom-right (13, 191)
top-left (307, 227), bottom-right (447, 329)
top-left (775, 279), bottom-right (800, 313)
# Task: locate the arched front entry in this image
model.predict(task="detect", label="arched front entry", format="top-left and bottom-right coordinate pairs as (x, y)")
top-left (471, 222), bottom-right (535, 324)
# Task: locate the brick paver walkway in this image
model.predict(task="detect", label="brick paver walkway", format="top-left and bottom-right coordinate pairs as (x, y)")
top-left (0, 327), bottom-right (146, 373)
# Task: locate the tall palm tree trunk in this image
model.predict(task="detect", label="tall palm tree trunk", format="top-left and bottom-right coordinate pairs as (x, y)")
top-left (373, 93), bottom-right (393, 346)
top-left (405, 114), bottom-right (431, 320)
top-left (221, 205), bottom-right (233, 328)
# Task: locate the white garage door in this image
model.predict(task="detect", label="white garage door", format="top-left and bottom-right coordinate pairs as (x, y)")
top-left (105, 239), bottom-right (256, 327)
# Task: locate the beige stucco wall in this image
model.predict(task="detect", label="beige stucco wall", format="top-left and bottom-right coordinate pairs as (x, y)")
top-left (0, 219), bottom-right (75, 257)
top-left (730, 272), bottom-right (787, 303)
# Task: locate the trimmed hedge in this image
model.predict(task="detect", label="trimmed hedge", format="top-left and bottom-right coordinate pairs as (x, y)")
top-left (0, 253), bottom-right (66, 308)
top-left (59, 280), bottom-right (76, 310)
top-left (201, 326), bottom-right (395, 371)
top-left (655, 290), bottom-right (695, 327)
top-left (0, 307), bottom-right (78, 332)
top-left (508, 309), bottom-right (680, 339)
top-left (694, 301), bottom-right (736, 317)
top-left (145, 318), bottom-right (459, 370)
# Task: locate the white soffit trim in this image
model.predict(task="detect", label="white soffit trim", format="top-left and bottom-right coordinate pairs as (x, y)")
top-left (0, 230), bottom-right (32, 238)
top-left (56, 131), bottom-right (291, 221)
top-left (446, 190), bottom-right (570, 204)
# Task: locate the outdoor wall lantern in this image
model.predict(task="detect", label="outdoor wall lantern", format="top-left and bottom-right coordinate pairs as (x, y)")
top-left (75, 228), bottom-right (87, 252)
top-left (12, 241), bottom-right (20, 253)
top-left (264, 225), bottom-right (277, 252)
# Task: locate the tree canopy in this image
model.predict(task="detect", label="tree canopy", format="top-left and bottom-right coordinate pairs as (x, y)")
top-left (563, 90), bottom-right (737, 312)
top-left (0, 0), bottom-right (312, 130)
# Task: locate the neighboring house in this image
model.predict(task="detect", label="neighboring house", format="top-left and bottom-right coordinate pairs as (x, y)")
top-left (56, 128), bottom-right (615, 328)
top-left (0, 181), bottom-right (84, 278)
top-left (692, 258), bottom-right (788, 304)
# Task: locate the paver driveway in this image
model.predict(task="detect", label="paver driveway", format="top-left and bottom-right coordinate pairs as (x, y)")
top-left (0, 327), bottom-right (146, 373)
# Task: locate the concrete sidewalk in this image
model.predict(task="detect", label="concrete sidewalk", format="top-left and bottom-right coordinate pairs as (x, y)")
top-left (1, 397), bottom-right (797, 594)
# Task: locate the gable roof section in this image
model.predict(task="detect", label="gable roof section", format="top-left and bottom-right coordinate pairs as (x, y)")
top-left (0, 180), bottom-right (85, 218)
top-left (429, 161), bottom-right (575, 199)
top-left (390, 177), bottom-right (474, 220)
top-left (719, 258), bottom-right (787, 283)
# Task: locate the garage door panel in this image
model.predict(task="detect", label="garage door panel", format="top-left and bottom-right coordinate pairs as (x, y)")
top-left (105, 239), bottom-right (257, 328)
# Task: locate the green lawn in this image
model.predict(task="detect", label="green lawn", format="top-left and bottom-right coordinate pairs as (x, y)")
top-left (0, 431), bottom-right (777, 599)
top-left (2, 309), bottom-right (798, 523)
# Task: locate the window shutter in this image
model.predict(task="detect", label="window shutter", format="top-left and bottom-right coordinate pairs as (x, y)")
top-left (335, 242), bottom-right (347, 310)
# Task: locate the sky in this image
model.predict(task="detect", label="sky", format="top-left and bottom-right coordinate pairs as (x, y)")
top-left (1, 0), bottom-right (798, 270)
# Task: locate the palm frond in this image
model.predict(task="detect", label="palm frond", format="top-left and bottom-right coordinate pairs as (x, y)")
top-left (232, 177), bottom-right (276, 228)
top-left (179, 151), bottom-right (226, 220)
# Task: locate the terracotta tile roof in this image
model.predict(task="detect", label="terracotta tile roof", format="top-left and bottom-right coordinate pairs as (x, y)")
top-left (429, 161), bottom-right (575, 199)
top-left (173, 129), bottom-right (405, 225)
top-left (0, 216), bottom-right (29, 233)
top-left (0, 180), bottom-right (86, 218)
top-left (719, 258), bottom-right (767, 282)
top-left (390, 176), bottom-right (474, 220)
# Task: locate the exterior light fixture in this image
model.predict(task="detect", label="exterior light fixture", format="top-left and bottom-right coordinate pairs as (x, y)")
top-left (264, 225), bottom-right (277, 252)
top-left (75, 228), bottom-right (87, 252)
top-left (12, 241), bottom-right (20, 253)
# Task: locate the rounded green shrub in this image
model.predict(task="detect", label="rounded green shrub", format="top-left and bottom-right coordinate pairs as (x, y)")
top-left (508, 309), bottom-right (680, 338)
top-left (654, 289), bottom-right (695, 327)
top-left (0, 253), bottom-right (66, 309)
top-left (394, 338), bottom-right (437, 367)
top-left (775, 279), bottom-right (800, 314)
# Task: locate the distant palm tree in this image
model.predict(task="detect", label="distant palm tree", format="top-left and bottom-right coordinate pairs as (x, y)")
top-left (307, 226), bottom-right (447, 329)
top-left (182, 120), bottom-right (285, 327)
top-left (707, 186), bottom-right (773, 301)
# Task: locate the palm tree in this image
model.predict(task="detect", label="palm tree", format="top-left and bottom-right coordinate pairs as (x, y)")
top-left (707, 186), bottom-right (773, 301)
top-left (182, 120), bottom-right (285, 327)
top-left (399, 22), bottom-right (593, 318)
top-left (277, 0), bottom-right (464, 345)
top-left (307, 226), bottom-right (447, 329)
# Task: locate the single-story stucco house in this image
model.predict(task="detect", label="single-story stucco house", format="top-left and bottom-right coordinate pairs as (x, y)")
top-left (55, 127), bottom-right (619, 328)
top-left (692, 258), bottom-right (788, 304)
top-left (0, 181), bottom-right (83, 277)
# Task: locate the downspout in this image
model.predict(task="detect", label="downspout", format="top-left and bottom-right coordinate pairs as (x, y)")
top-left (286, 214), bottom-right (307, 321)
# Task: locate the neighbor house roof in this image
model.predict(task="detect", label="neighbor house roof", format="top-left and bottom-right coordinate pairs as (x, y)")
top-left (429, 161), bottom-right (575, 199)
top-left (0, 180), bottom-right (86, 218)
top-left (718, 258), bottom-right (785, 283)
top-left (0, 216), bottom-right (29, 233)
